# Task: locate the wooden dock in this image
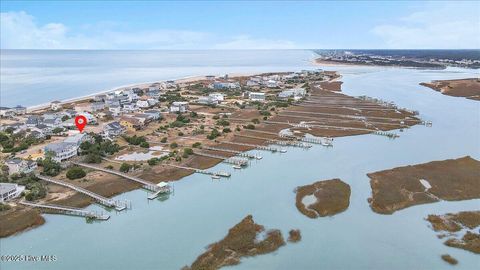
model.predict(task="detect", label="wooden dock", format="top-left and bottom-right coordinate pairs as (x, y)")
top-left (36, 174), bottom-right (128, 211)
top-left (220, 141), bottom-right (284, 153)
top-left (203, 146), bottom-right (262, 160)
top-left (194, 152), bottom-right (248, 167)
top-left (20, 201), bottom-right (110, 221)
top-left (166, 164), bottom-right (231, 178)
top-left (72, 162), bottom-right (171, 199)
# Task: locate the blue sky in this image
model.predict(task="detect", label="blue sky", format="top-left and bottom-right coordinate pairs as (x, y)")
top-left (1, 1), bottom-right (479, 49)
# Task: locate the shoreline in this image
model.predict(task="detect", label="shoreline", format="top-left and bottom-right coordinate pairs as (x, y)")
top-left (26, 71), bottom-right (281, 113)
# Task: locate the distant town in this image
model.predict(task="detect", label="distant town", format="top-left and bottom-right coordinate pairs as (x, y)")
top-left (315, 49), bottom-right (480, 69)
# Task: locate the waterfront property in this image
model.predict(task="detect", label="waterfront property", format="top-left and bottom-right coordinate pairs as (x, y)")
top-left (249, 92), bottom-right (266, 102)
top-left (4, 159), bottom-right (37, 175)
top-left (170, 101), bottom-right (189, 113)
top-left (0, 183), bottom-right (25, 203)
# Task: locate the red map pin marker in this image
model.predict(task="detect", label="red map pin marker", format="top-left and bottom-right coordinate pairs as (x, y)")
top-left (75, 115), bottom-right (87, 133)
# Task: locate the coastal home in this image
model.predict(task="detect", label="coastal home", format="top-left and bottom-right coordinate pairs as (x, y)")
top-left (133, 114), bottom-right (150, 125)
top-left (43, 118), bottom-right (62, 128)
top-left (143, 110), bottom-right (162, 121)
top-left (0, 105), bottom-right (27, 117)
top-left (146, 89), bottom-right (161, 99)
top-left (122, 103), bottom-right (137, 112)
top-left (109, 105), bottom-right (121, 116)
top-left (206, 75), bottom-right (216, 80)
top-left (136, 100), bottom-right (150, 109)
top-left (50, 101), bottom-right (62, 111)
top-left (34, 124), bottom-right (53, 135)
top-left (0, 123), bottom-right (26, 133)
top-left (5, 158), bottom-right (38, 175)
top-left (29, 130), bottom-right (46, 140)
top-left (91, 102), bottom-right (106, 112)
top-left (278, 88), bottom-right (306, 101)
top-left (106, 98), bottom-right (121, 107)
top-left (64, 133), bottom-right (93, 147)
top-left (79, 112), bottom-right (97, 124)
top-left (94, 94), bottom-right (106, 102)
top-left (120, 116), bottom-right (143, 131)
top-left (209, 93), bottom-right (225, 102)
top-left (197, 96), bottom-right (218, 106)
top-left (0, 183), bottom-right (25, 202)
top-left (169, 102), bottom-right (189, 113)
top-left (265, 79), bottom-right (279, 88)
top-left (103, 121), bottom-right (125, 138)
top-left (44, 142), bottom-right (78, 162)
top-left (212, 81), bottom-right (240, 90)
top-left (246, 80), bottom-right (260, 87)
top-left (147, 98), bottom-right (159, 107)
top-left (249, 92), bottom-right (266, 102)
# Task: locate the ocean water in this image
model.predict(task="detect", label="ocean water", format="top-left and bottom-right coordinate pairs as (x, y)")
top-left (1, 51), bottom-right (480, 270)
top-left (0, 50), bottom-right (315, 107)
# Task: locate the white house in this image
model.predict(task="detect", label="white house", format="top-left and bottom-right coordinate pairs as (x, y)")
top-left (103, 121), bottom-right (125, 138)
top-left (80, 112), bottom-right (97, 124)
top-left (249, 92), bottom-right (266, 102)
top-left (197, 96), bottom-right (218, 105)
top-left (136, 100), bottom-right (150, 108)
top-left (169, 102), bottom-right (189, 113)
top-left (50, 101), bottom-right (62, 111)
top-left (278, 88), bottom-right (306, 101)
top-left (5, 159), bottom-right (37, 175)
top-left (64, 133), bottom-right (93, 147)
top-left (0, 183), bottom-right (25, 202)
top-left (122, 103), bottom-right (137, 112)
top-left (209, 93), bottom-right (225, 102)
top-left (265, 80), bottom-right (279, 88)
top-left (109, 105), bottom-right (121, 116)
top-left (44, 142), bottom-right (78, 162)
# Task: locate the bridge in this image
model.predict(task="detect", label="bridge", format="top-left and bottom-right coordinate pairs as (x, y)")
top-left (20, 201), bottom-right (110, 220)
top-left (36, 174), bottom-right (128, 211)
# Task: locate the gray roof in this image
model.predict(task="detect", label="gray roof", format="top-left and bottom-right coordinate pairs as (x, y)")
top-left (45, 142), bottom-right (76, 152)
top-left (0, 183), bottom-right (17, 195)
top-left (6, 159), bottom-right (22, 165)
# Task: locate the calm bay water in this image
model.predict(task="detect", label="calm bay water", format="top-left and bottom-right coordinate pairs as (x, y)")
top-left (1, 51), bottom-right (479, 270)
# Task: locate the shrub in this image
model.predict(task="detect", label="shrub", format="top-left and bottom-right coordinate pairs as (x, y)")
top-left (140, 141), bottom-right (150, 148)
top-left (183, 148), bottom-right (193, 156)
top-left (245, 124), bottom-right (255, 130)
top-left (207, 129), bottom-right (220, 140)
top-left (192, 142), bottom-right (202, 148)
top-left (178, 132), bottom-right (184, 136)
top-left (170, 142), bottom-right (178, 149)
top-left (222, 128), bottom-right (231, 133)
top-left (66, 167), bottom-right (86, 180)
top-left (161, 137), bottom-right (167, 143)
top-left (119, 163), bottom-right (132, 173)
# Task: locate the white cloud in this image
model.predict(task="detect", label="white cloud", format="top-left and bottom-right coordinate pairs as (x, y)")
top-left (0, 11), bottom-right (302, 50)
top-left (372, 3), bottom-right (480, 49)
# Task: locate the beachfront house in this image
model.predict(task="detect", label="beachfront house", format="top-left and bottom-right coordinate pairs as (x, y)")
top-left (64, 133), bottom-right (93, 147)
top-left (278, 88), bottom-right (306, 101)
top-left (265, 79), bottom-right (279, 88)
top-left (136, 100), bottom-right (150, 108)
top-left (103, 121), bottom-right (125, 138)
top-left (120, 116), bottom-right (143, 131)
top-left (197, 96), bottom-right (218, 106)
top-left (5, 158), bottom-right (38, 175)
top-left (109, 105), bottom-right (121, 116)
top-left (143, 110), bottom-right (162, 121)
top-left (209, 93), bottom-right (225, 102)
top-left (249, 92), bottom-right (266, 102)
top-left (79, 112), bottom-right (97, 124)
top-left (50, 101), bottom-right (62, 111)
top-left (0, 183), bottom-right (25, 202)
top-left (91, 102), bottom-right (106, 112)
top-left (212, 81), bottom-right (240, 90)
top-left (169, 102), bottom-right (189, 113)
top-left (44, 142), bottom-right (78, 162)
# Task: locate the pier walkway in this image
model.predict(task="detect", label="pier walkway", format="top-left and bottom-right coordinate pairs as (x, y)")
top-left (203, 146), bottom-right (262, 160)
top-left (219, 141), bottom-right (283, 153)
top-left (20, 201), bottom-right (110, 220)
top-left (194, 152), bottom-right (248, 167)
top-left (35, 174), bottom-right (127, 211)
top-left (166, 164), bottom-right (231, 178)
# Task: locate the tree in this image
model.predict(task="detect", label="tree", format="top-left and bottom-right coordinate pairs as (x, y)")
top-left (40, 157), bottom-right (61, 176)
top-left (119, 163), bottom-right (132, 173)
top-left (66, 167), bottom-right (86, 180)
top-left (140, 141), bottom-right (150, 148)
top-left (245, 124), bottom-right (255, 130)
top-left (161, 137), bottom-right (167, 143)
top-left (170, 142), bottom-right (178, 149)
top-left (192, 142), bottom-right (201, 148)
top-left (207, 129), bottom-right (220, 140)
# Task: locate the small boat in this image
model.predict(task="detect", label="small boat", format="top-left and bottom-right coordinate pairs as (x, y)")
top-left (256, 156), bottom-right (263, 160)
top-left (280, 149), bottom-right (287, 153)
top-left (211, 175), bottom-right (220, 180)
top-left (233, 165), bottom-right (242, 169)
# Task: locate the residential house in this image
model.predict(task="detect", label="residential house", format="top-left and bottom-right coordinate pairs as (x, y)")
top-left (5, 158), bottom-right (37, 175)
top-left (169, 102), bottom-right (189, 113)
top-left (109, 105), bottom-right (121, 116)
top-left (265, 79), bottom-right (279, 88)
top-left (64, 133), bottom-right (93, 147)
top-left (143, 110), bottom-right (162, 121)
top-left (0, 183), bottom-right (25, 202)
top-left (90, 102), bottom-right (106, 112)
top-left (44, 142), bottom-right (78, 162)
top-left (249, 92), bottom-right (266, 102)
top-left (122, 103), bottom-right (137, 112)
top-left (147, 98), bottom-right (159, 107)
top-left (197, 96), bottom-right (218, 105)
top-left (50, 101), bottom-right (62, 111)
top-left (79, 112), bottom-right (97, 124)
top-left (120, 116), bottom-right (143, 131)
top-left (278, 88), bottom-right (306, 101)
top-left (0, 105), bottom-right (27, 117)
top-left (103, 121), bottom-right (125, 138)
top-left (136, 100), bottom-right (150, 108)
top-left (209, 93), bottom-right (225, 102)
top-left (94, 94), bottom-right (106, 102)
